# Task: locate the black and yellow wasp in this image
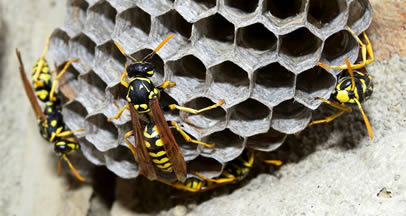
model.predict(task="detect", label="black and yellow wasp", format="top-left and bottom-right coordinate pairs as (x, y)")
top-left (107, 34), bottom-right (225, 182)
top-left (157, 150), bottom-right (282, 192)
top-left (309, 26), bottom-right (374, 139)
top-left (16, 38), bottom-right (85, 181)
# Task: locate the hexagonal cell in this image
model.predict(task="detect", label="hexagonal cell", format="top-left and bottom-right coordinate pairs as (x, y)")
top-left (175, 0), bottom-right (217, 23)
top-left (104, 83), bottom-right (131, 126)
top-left (63, 100), bottom-right (89, 134)
top-left (347, 0), bottom-right (372, 32)
top-left (271, 99), bottom-right (312, 134)
top-left (69, 33), bottom-right (96, 73)
top-left (65, 0), bottom-right (89, 36)
top-left (136, 0), bottom-right (173, 16)
top-left (228, 98), bottom-right (271, 137)
top-left (156, 10), bottom-right (192, 39)
top-left (50, 29), bottom-right (71, 64)
top-left (237, 23), bottom-right (277, 51)
top-left (295, 67), bottom-right (336, 109)
top-left (86, 1), bottom-right (117, 44)
top-left (94, 40), bottom-right (126, 84)
top-left (246, 128), bottom-right (287, 152)
top-left (251, 62), bottom-right (295, 108)
top-left (79, 137), bottom-right (106, 166)
top-left (86, 113), bottom-right (119, 152)
top-left (166, 55), bottom-right (206, 100)
top-left (182, 97), bottom-right (227, 130)
top-left (113, 6), bottom-right (151, 51)
top-left (207, 61), bottom-right (250, 107)
top-left (279, 27), bottom-right (323, 70)
top-left (201, 129), bottom-right (245, 163)
top-left (263, 0), bottom-right (306, 19)
top-left (307, 0), bottom-right (347, 28)
top-left (77, 71), bottom-right (107, 113)
top-left (319, 30), bottom-right (359, 70)
top-left (59, 65), bottom-right (81, 96)
top-left (224, 0), bottom-right (259, 14)
top-left (187, 156), bottom-right (223, 179)
top-left (193, 13), bottom-right (235, 62)
top-left (105, 145), bottom-right (138, 178)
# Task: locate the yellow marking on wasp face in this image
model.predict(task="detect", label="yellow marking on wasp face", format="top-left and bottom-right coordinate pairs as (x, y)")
top-left (149, 151), bottom-right (166, 157)
top-left (152, 157), bottom-right (169, 164)
top-left (50, 120), bottom-right (58, 127)
top-left (36, 91), bottom-right (49, 100)
top-left (155, 139), bottom-right (164, 147)
top-left (336, 91), bottom-right (350, 103)
top-left (147, 70), bottom-right (153, 75)
top-left (156, 162), bottom-right (172, 169)
top-left (140, 104), bottom-right (148, 109)
top-left (134, 104), bottom-right (140, 110)
top-left (144, 140), bottom-right (151, 148)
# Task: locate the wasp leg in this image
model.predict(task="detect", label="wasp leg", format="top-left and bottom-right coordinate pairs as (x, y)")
top-left (156, 178), bottom-right (202, 193)
top-left (58, 154), bottom-right (85, 182)
top-left (120, 66), bottom-right (129, 88)
top-left (49, 59), bottom-right (78, 101)
top-left (157, 80), bottom-right (176, 90)
top-left (193, 172), bottom-right (235, 184)
top-left (56, 128), bottom-right (85, 137)
top-left (317, 27), bottom-right (374, 70)
top-left (169, 121), bottom-right (214, 148)
top-left (354, 99), bottom-right (373, 139)
top-left (32, 35), bottom-right (51, 82)
top-left (166, 99), bottom-right (225, 115)
top-left (315, 97), bottom-right (352, 112)
top-left (107, 104), bottom-right (130, 121)
top-left (308, 110), bottom-right (346, 126)
top-left (263, 160), bottom-right (283, 166)
top-left (124, 130), bottom-right (137, 157)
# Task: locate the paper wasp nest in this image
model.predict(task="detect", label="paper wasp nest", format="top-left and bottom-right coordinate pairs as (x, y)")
top-left (49, 0), bottom-right (372, 178)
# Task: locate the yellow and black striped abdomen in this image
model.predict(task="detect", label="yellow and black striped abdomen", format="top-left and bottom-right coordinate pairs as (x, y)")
top-left (332, 71), bottom-right (373, 104)
top-left (31, 59), bottom-right (53, 102)
top-left (143, 121), bottom-right (173, 173)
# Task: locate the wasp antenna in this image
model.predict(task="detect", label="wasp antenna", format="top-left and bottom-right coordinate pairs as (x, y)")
top-left (344, 58), bottom-right (356, 92)
top-left (62, 154), bottom-right (86, 182)
top-left (143, 34), bottom-right (175, 62)
top-left (354, 99), bottom-right (373, 139)
top-left (114, 41), bottom-right (138, 62)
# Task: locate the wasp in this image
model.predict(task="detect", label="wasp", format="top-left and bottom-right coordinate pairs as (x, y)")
top-left (107, 34), bottom-right (225, 182)
top-left (157, 150), bottom-right (282, 192)
top-left (17, 48), bottom-right (85, 182)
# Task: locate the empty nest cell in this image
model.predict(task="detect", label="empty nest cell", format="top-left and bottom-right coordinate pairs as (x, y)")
top-left (208, 61), bottom-right (250, 106)
top-left (271, 99), bottom-right (312, 134)
top-left (66, 0), bottom-right (89, 35)
top-left (347, 0), bottom-right (370, 28)
top-left (295, 66), bottom-right (336, 109)
top-left (201, 129), bottom-right (245, 163)
top-left (280, 27), bottom-right (322, 58)
top-left (263, 0), bottom-right (306, 19)
top-left (246, 128), bottom-right (287, 152)
top-left (187, 156), bottom-right (223, 179)
top-left (320, 29), bottom-right (358, 67)
top-left (237, 23), bottom-right (277, 51)
top-left (69, 33), bottom-right (96, 71)
top-left (115, 6), bottom-right (151, 45)
top-left (224, 0), bottom-right (259, 14)
top-left (195, 13), bottom-right (235, 43)
top-left (86, 113), bottom-right (119, 151)
top-left (252, 62), bottom-right (295, 107)
top-left (77, 70), bottom-right (107, 112)
top-left (307, 0), bottom-right (347, 28)
top-left (157, 10), bottom-right (192, 39)
top-left (105, 145), bottom-right (139, 178)
top-left (167, 55), bottom-right (206, 91)
top-left (94, 40), bottom-right (126, 84)
top-left (63, 100), bottom-right (89, 133)
top-left (87, 1), bottom-right (117, 44)
top-left (50, 29), bottom-right (71, 63)
top-left (229, 98), bottom-right (271, 137)
top-left (182, 97), bottom-right (226, 129)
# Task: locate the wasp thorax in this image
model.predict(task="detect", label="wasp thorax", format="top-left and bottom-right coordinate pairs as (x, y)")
top-left (127, 62), bottom-right (155, 77)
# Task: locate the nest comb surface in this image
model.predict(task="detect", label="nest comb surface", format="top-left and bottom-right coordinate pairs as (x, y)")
top-left (49, 0), bottom-right (373, 179)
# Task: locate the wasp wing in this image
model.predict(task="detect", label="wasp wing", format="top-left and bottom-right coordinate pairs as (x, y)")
top-left (150, 97), bottom-right (187, 182)
top-left (129, 104), bottom-right (157, 180)
top-left (16, 49), bottom-right (46, 121)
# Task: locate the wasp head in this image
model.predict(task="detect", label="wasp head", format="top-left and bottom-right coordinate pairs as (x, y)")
top-left (126, 62), bottom-right (154, 78)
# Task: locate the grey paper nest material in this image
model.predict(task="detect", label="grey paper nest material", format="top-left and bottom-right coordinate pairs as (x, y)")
top-left (49, 0), bottom-right (373, 178)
